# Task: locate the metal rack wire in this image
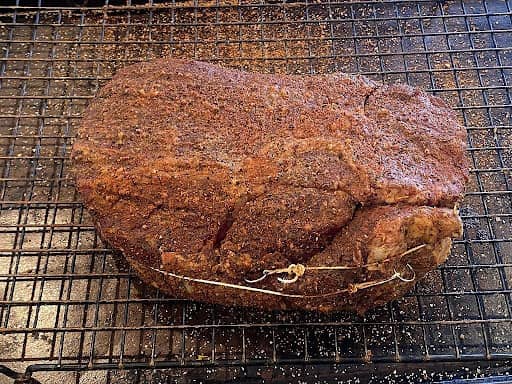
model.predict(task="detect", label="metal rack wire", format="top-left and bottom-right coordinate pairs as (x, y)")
top-left (0, 0), bottom-right (511, 383)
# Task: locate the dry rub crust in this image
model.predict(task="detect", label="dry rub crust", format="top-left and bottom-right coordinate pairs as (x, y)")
top-left (72, 59), bottom-right (469, 313)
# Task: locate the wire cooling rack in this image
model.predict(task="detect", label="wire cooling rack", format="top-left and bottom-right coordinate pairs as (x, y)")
top-left (0, 1), bottom-right (512, 383)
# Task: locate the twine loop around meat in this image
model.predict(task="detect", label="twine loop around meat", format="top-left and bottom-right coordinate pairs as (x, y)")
top-left (245, 243), bottom-right (426, 285)
top-left (147, 263), bottom-right (416, 299)
top-left (146, 244), bottom-right (424, 299)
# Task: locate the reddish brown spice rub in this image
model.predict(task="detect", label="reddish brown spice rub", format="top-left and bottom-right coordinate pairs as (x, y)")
top-left (72, 59), bottom-right (468, 313)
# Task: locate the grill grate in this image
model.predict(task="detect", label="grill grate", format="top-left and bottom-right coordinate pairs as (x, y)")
top-left (1, 0), bottom-right (512, 383)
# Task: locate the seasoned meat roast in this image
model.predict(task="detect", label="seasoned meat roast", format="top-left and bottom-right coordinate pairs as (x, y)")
top-left (72, 59), bottom-right (468, 313)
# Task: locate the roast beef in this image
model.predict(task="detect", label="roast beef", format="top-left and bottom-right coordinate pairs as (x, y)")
top-left (71, 59), bottom-right (468, 313)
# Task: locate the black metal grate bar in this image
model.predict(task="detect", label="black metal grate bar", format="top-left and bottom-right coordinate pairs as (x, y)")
top-left (1, 0), bottom-right (512, 383)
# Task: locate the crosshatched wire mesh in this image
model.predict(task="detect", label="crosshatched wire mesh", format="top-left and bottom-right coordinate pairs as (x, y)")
top-left (0, 0), bottom-right (512, 383)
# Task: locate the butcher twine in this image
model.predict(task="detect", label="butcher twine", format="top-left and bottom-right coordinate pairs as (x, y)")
top-left (146, 244), bottom-right (424, 299)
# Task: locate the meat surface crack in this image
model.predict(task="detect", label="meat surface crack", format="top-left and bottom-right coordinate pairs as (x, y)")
top-left (213, 209), bottom-right (235, 250)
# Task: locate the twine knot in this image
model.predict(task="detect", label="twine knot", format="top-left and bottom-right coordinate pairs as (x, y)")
top-left (288, 263), bottom-right (306, 277)
top-left (276, 263), bottom-right (306, 284)
top-left (347, 283), bottom-right (358, 294)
